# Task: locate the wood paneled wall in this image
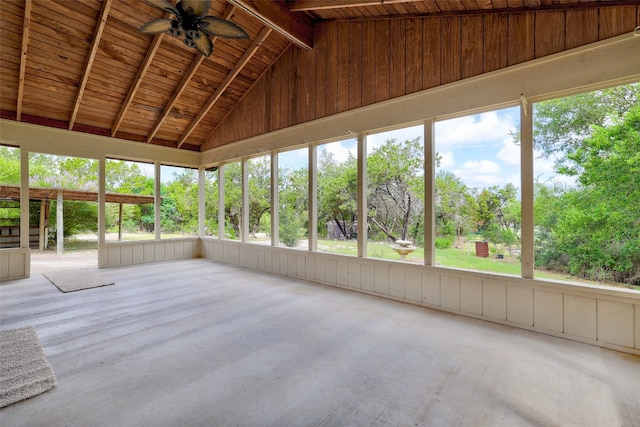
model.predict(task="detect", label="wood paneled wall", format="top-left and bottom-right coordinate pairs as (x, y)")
top-left (205, 6), bottom-right (639, 150)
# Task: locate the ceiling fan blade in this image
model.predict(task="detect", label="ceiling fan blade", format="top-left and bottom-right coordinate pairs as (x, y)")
top-left (192, 30), bottom-right (213, 57)
top-left (142, 0), bottom-right (179, 15)
top-left (199, 16), bottom-right (248, 39)
top-left (138, 18), bottom-right (174, 34)
top-left (180, 0), bottom-right (211, 18)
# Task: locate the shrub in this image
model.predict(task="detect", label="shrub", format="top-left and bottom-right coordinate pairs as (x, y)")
top-left (435, 236), bottom-right (453, 249)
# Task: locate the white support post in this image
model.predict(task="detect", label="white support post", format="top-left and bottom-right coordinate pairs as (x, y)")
top-left (241, 159), bottom-right (249, 242)
top-left (56, 189), bottom-right (64, 254)
top-left (198, 167), bottom-right (205, 237)
top-left (308, 145), bottom-right (317, 252)
top-left (20, 150), bottom-right (29, 249)
top-left (424, 118), bottom-right (435, 266)
top-left (357, 133), bottom-right (367, 258)
top-left (154, 162), bottom-right (161, 240)
top-left (520, 96), bottom-right (535, 279)
top-left (218, 164), bottom-right (225, 239)
top-left (271, 153), bottom-right (279, 246)
top-left (98, 158), bottom-right (106, 244)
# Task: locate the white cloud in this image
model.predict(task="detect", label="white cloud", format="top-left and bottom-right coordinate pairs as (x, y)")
top-left (435, 110), bottom-right (518, 151)
top-left (319, 139), bottom-right (357, 164)
top-left (497, 139), bottom-right (520, 166)
top-left (453, 160), bottom-right (503, 188)
top-left (437, 151), bottom-right (455, 169)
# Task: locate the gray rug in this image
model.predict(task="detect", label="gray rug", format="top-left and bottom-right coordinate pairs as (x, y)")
top-left (44, 269), bottom-right (114, 293)
top-left (0, 326), bottom-right (57, 408)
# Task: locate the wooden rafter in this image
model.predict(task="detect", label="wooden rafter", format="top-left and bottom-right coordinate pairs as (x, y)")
top-left (177, 26), bottom-right (272, 148)
top-left (228, 0), bottom-right (313, 50)
top-left (16, 0), bottom-right (32, 122)
top-left (146, 4), bottom-right (236, 143)
top-left (203, 42), bottom-right (292, 149)
top-left (112, 33), bottom-right (165, 137)
top-left (289, 0), bottom-right (421, 11)
top-left (69, 0), bottom-right (113, 130)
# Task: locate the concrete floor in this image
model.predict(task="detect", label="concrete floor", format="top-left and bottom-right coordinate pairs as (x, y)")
top-left (1, 259), bottom-right (639, 426)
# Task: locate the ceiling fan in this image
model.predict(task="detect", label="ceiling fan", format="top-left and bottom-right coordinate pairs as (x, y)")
top-left (139, 0), bottom-right (248, 57)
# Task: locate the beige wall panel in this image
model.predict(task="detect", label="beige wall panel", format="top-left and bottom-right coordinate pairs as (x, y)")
top-left (597, 300), bottom-right (634, 348)
top-left (107, 246), bottom-right (121, 267)
top-left (348, 262), bottom-right (361, 289)
top-left (296, 254), bottom-right (306, 278)
top-left (389, 267), bottom-right (405, 298)
top-left (507, 285), bottom-right (534, 326)
top-left (132, 245), bottom-right (144, 264)
top-left (1, 254), bottom-right (8, 280)
top-left (154, 243), bottom-right (165, 262)
top-left (460, 278), bottom-right (483, 315)
top-left (361, 263), bottom-right (375, 292)
top-left (374, 264), bottom-right (389, 294)
top-left (8, 252), bottom-right (26, 278)
top-left (564, 294), bottom-right (597, 340)
top-left (404, 269), bottom-right (422, 303)
top-left (305, 256), bottom-right (315, 281)
top-left (120, 245), bottom-right (133, 266)
top-left (636, 304), bottom-right (640, 350)
top-left (533, 289), bottom-right (563, 332)
top-left (440, 275), bottom-right (461, 311)
top-left (422, 273), bottom-right (440, 306)
top-left (164, 242), bottom-right (175, 260)
top-left (143, 244), bottom-right (155, 263)
top-left (278, 252), bottom-right (287, 275)
top-left (483, 280), bottom-right (507, 320)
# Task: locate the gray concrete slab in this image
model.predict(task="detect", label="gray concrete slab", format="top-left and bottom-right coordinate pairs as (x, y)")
top-left (1, 259), bottom-right (639, 426)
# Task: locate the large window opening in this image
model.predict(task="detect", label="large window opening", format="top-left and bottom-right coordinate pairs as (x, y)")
top-left (434, 107), bottom-right (522, 276)
top-left (160, 165), bottom-right (198, 238)
top-left (0, 145), bottom-right (21, 249)
top-left (366, 125), bottom-right (425, 263)
top-left (247, 156), bottom-right (271, 245)
top-left (278, 148), bottom-right (308, 249)
top-left (29, 153), bottom-right (99, 252)
top-left (316, 138), bottom-right (358, 255)
top-left (223, 161), bottom-right (241, 240)
top-left (533, 83), bottom-right (640, 290)
top-left (105, 159), bottom-right (155, 241)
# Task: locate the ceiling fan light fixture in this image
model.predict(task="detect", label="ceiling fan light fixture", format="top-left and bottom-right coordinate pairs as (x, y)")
top-left (139, 0), bottom-right (248, 58)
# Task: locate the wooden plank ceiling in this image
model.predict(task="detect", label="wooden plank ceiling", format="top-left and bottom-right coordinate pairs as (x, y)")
top-left (0, 0), bottom-right (634, 152)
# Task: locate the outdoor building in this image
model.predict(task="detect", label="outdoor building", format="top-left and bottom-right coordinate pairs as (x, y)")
top-left (1, 1), bottom-right (639, 424)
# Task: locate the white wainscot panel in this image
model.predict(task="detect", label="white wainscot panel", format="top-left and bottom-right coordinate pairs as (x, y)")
top-left (176, 241), bottom-right (186, 259)
top-left (636, 304), bottom-right (640, 350)
top-left (336, 260), bottom-right (349, 286)
top-left (533, 289), bottom-right (563, 333)
top-left (460, 278), bottom-right (482, 315)
top-left (325, 259), bottom-right (337, 284)
top-left (348, 261), bottom-right (360, 289)
top-left (315, 257), bottom-right (326, 283)
top-left (361, 263), bottom-right (375, 292)
top-left (279, 252), bottom-right (289, 275)
top-left (483, 280), bottom-right (507, 320)
top-left (296, 254), bottom-right (306, 278)
top-left (507, 285), bottom-right (533, 326)
top-left (564, 294), bottom-right (597, 340)
top-left (440, 275), bottom-right (461, 311)
top-left (374, 264), bottom-right (389, 295)
top-left (389, 267), bottom-right (404, 298)
top-left (404, 269), bottom-right (421, 303)
top-left (422, 273), bottom-right (440, 306)
top-left (597, 300), bottom-right (634, 348)
top-left (305, 256), bottom-right (315, 281)
top-left (120, 245), bottom-right (133, 265)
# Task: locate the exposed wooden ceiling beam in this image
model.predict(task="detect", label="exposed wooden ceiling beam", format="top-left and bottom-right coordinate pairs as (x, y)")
top-left (146, 4), bottom-right (236, 143)
top-left (177, 26), bottom-right (272, 148)
top-left (111, 34), bottom-right (165, 137)
top-left (69, 0), bottom-right (112, 130)
top-left (16, 0), bottom-right (32, 122)
top-left (289, 0), bottom-right (419, 11)
top-left (228, 0), bottom-right (313, 50)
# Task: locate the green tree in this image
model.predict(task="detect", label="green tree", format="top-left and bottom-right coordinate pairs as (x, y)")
top-left (435, 170), bottom-right (475, 245)
top-left (367, 137), bottom-right (424, 242)
top-left (317, 149), bottom-right (358, 239)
